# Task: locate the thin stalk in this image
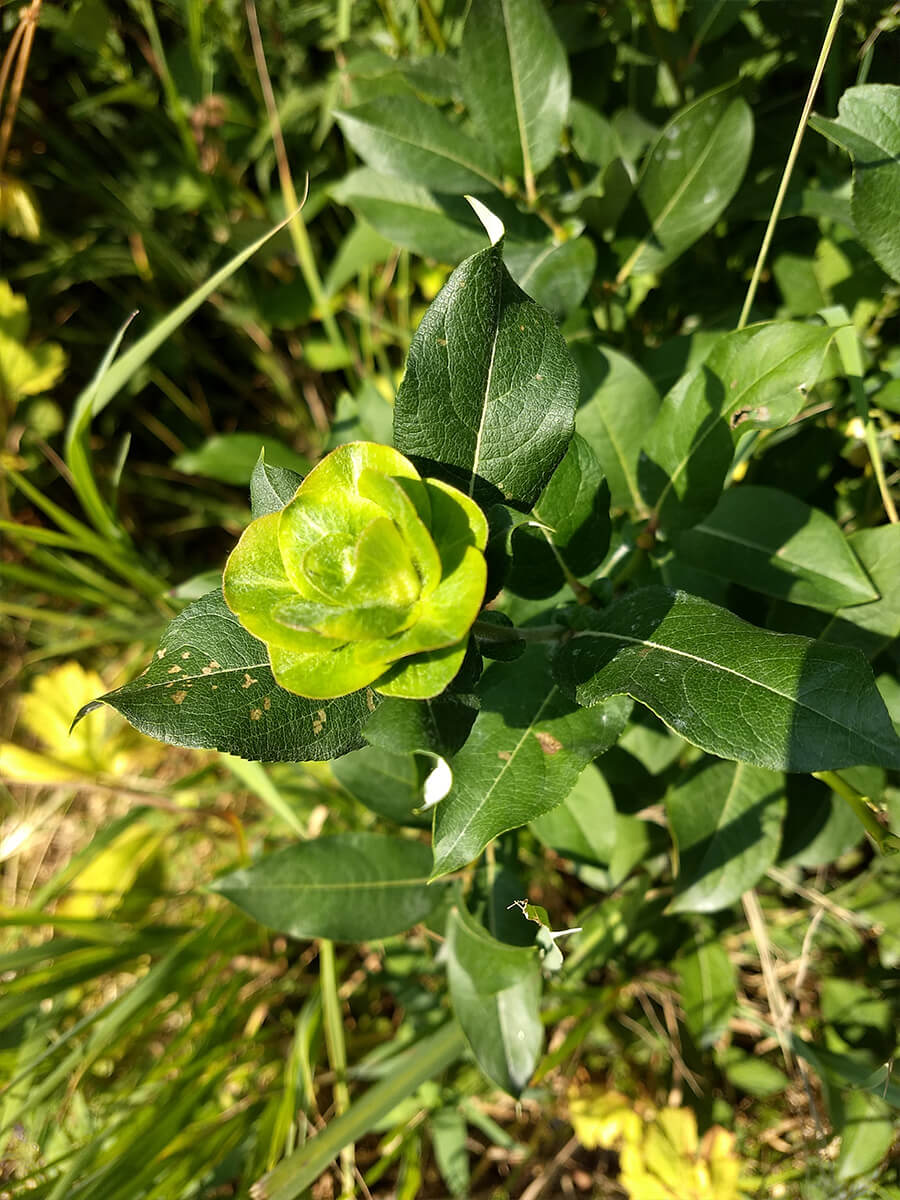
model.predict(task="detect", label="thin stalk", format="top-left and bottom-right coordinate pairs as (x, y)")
top-left (737, 0), bottom-right (844, 330)
top-left (245, 0), bottom-right (344, 352)
top-left (824, 312), bottom-right (898, 523)
top-left (336, 0), bottom-right (352, 42)
top-left (814, 770), bottom-right (900, 855)
top-left (418, 0), bottom-right (445, 52)
top-left (471, 620), bottom-right (566, 644)
top-left (318, 940), bottom-right (354, 1198)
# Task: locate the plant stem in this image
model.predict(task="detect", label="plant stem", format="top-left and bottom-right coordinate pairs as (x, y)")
top-left (824, 311), bottom-right (898, 523)
top-left (814, 770), bottom-right (900, 855)
top-left (737, 0), bottom-right (844, 330)
top-left (318, 940), bottom-right (354, 1198)
top-left (471, 620), bottom-right (566, 644)
top-left (246, 0), bottom-right (345, 352)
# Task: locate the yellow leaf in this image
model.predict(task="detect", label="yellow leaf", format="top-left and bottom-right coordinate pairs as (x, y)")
top-left (568, 1086), bottom-right (643, 1150)
top-left (0, 176), bottom-right (41, 240)
top-left (57, 822), bottom-right (165, 918)
top-left (1, 662), bottom-right (160, 785)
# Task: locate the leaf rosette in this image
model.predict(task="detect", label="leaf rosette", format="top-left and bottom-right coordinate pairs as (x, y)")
top-left (223, 442), bottom-right (488, 700)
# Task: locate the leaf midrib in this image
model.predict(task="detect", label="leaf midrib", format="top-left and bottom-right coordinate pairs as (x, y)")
top-left (686, 521), bottom-right (874, 599)
top-left (573, 627), bottom-right (889, 753)
top-left (436, 687), bottom-right (559, 867)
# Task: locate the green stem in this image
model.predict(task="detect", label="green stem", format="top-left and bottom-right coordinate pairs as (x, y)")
top-left (814, 771), bottom-right (899, 855)
top-left (824, 310), bottom-right (898, 523)
top-left (246, 0), bottom-right (345, 352)
top-left (737, 0), bottom-right (844, 330)
top-left (254, 1021), bottom-right (466, 1200)
top-left (471, 620), bottom-right (566, 644)
top-left (318, 940), bottom-right (353, 1198)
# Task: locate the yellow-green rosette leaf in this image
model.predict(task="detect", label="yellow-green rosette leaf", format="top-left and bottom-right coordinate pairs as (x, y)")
top-left (223, 442), bottom-right (488, 700)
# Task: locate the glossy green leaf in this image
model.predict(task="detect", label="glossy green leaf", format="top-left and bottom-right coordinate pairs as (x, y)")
top-left (362, 688), bottom-right (480, 761)
top-left (173, 434), bottom-right (309, 487)
top-left (529, 762), bottom-right (617, 865)
top-left (616, 89), bottom-right (753, 276)
top-left (446, 905), bottom-right (543, 1096)
top-left (666, 760), bottom-right (786, 912)
top-left (74, 590), bottom-right (375, 762)
top-left (210, 833), bottom-right (444, 941)
top-left (811, 85), bottom-right (900, 283)
top-left (334, 97), bottom-right (501, 194)
top-left (432, 648), bottom-right (631, 878)
top-left (505, 434), bottom-right (610, 599)
top-left (819, 524), bottom-right (900, 655)
top-left (503, 237), bottom-right (596, 320)
top-left (394, 239), bottom-right (579, 510)
top-left (249, 455), bottom-right (303, 519)
top-left (640, 323), bottom-right (834, 530)
top-left (458, 0), bottom-right (570, 179)
top-left (677, 934), bottom-right (736, 1047)
top-left (572, 344), bottom-right (660, 513)
top-left (332, 745), bottom-right (429, 827)
top-left (332, 169), bottom-right (496, 263)
top-left (673, 485), bottom-right (878, 611)
top-left (554, 587), bottom-right (900, 772)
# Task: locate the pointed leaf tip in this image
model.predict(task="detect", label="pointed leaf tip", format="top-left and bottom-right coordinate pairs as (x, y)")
top-left (465, 196), bottom-right (505, 246)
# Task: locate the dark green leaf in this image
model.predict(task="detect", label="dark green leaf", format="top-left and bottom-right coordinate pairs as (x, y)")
top-left (334, 98), bottom-right (501, 194)
top-left (506, 434), bottom-right (610, 599)
top-left (332, 169), bottom-right (496, 263)
top-left (432, 648), bottom-right (631, 878)
top-left (394, 240), bottom-right (579, 509)
top-left (503, 238), bottom-right (596, 320)
top-left (332, 745), bottom-right (430, 827)
top-left (250, 455), bottom-right (303, 518)
top-left (529, 763), bottom-right (617, 865)
top-left (615, 89), bottom-right (753, 276)
top-left (569, 99), bottom-right (619, 170)
top-left (677, 934), bottom-right (736, 1047)
top-left (446, 905), bottom-right (543, 1096)
top-left (572, 344), bottom-right (660, 513)
top-left (640, 323), bottom-right (834, 530)
top-left (323, 220), bottom-right (394, 297)
top-left (554, 587), bottom-right (900, 772)
top-left (74, 590), bottom-right (375, 762)
top-left (666, 760), bottom-right (786, 912)
top-left (818, 524), bottom-right (900, 654)
top-left (811, 85), bottom-right (900, 283)
top-left (458, 0), bottom-right (569, 179)
top-left (172, 434), bottom-right (309, 488)
top-left (780, 776), bottom-right (862, 867)
top-left (673, 485), bottom-right (878, 611)
top-left (210, 833), bottom-right (443, 941)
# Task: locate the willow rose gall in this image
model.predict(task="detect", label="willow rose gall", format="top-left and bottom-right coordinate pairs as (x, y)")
top-left (223, 442), bottom-right (488, 700)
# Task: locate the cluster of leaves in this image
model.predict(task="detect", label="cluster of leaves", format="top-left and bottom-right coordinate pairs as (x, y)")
top-left (3, 0), bottom-right (900, 1198)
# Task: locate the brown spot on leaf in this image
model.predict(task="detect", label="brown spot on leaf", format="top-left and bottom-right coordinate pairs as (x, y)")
top-left (181, 651), bottom-right (191, 659)
top-left (167, 665), bottom-right (182, 675)
top-left (498, 750), bottom-right (512, 762)
top-left (173, 690), bottom-right (188, 705)
top-left (209, 660), bottom-right (221, 670)
top-left (535, 731), bottom-right (562, 755)
top-left (250, 708), bottom-right (262, 721)
top-left (242, 673), bottom-right (257, 688)
top-left (263, 697), bottom-right (271, 710)
top-left (157, 649), bottom-right (166, 659)
top-left (366, 688), bottom-right (377, 712)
